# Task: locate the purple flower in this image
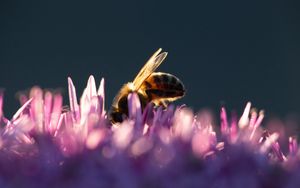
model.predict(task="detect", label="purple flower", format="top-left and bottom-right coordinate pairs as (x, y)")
top-left (0, 75), bottom-right (299, 187)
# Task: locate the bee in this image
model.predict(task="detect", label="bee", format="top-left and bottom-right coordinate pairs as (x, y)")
top-left (109, 48), bottom-right (185, 123)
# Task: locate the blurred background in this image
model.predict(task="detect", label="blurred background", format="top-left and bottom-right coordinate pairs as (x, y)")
top-left (0, 0), bottom-right (300, 119)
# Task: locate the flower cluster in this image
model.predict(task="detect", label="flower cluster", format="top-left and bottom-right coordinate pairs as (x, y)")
top-left (0, 75), bottom-right (299, 188)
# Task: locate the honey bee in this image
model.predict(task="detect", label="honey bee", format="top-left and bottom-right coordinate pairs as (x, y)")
top-left (109, 48), bottom-right (185, 123)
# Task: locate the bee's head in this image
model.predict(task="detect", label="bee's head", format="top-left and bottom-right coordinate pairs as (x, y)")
top-left (109, 111), bottom-right (126, 123)
top-left (110, 89), bottom-right (149, 124)
top-left (109, 95), bottom-right (129, 124)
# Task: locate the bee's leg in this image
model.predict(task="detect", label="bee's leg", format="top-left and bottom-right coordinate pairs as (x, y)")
top-left (152, 99), bottom-right (169, 109)
top-left (159, 100), bottom-right (169, 109)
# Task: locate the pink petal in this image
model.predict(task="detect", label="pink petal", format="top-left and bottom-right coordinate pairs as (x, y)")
top-left (260, 132), bottom-right (279, 153)
top-left (239, 102), bottom-right (251, 129)
top-left (68, 77), bottom-right (80, 121)
top-left (54, 113), bottom-right (65, 137)
top-left (86, 129), bottom-right (105, 150)
top-left (0, 90), bottom-right (3, 119)
top-left (44, 91), bottom-right (53, 131)
top-left (97, 78), bottom-right (105, 116)
top-left (29, 87), bottom-right (44, 133)
top-left (150, 106), bottom-right (163, 135)
top-left (12, 98), bottom-right (33, 122)
top-left (249, 109), bottom-right (257, 129)
top-left (86, 75), bottom-right (97, 100)
top-left (80, 89), bottom-right (90, 125)
top-left (220, 107), bottom-right (228, 136)
top-left (289, 136), bottom-right (298, 156)
top-left (173, 108), bottom-right (194, 142)
top-left (113, 121), bottom-right (133, 149)
top-left (230, 111), bottom-right (238, 142)
top-left (249, 110), bottom-right (264, 140)
top-left (128, 93), bottom-right (142, 126)
top-left (160, 104), bottom-right (175, 127)
top-left (18, 93), bottom-right (28, 106)
top-left (49, 94), bottom-right (62, 134)
top-left (142, 102), bottom-right (154, 125)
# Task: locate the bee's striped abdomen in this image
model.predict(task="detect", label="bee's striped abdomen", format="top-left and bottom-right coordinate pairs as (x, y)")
top-left (143, 72), bottom-right (185, 100)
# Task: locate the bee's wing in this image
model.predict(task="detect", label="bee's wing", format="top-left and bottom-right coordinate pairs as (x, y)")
top-left (132, 48), bottom-right (168, 90)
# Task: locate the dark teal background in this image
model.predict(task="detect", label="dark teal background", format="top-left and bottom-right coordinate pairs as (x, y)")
top-left (1, 0), bottom-right (300, 118)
